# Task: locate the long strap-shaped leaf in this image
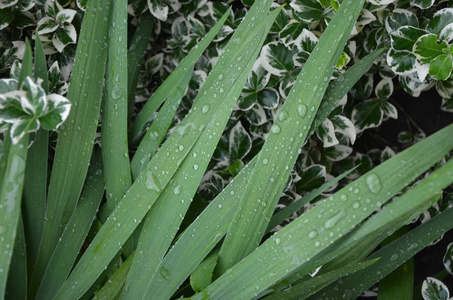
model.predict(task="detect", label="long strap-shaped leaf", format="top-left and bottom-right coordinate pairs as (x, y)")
top-left (35, 152), bottom-right (104, 300)
top-left (130, 67), bottom-right (193, 180)
top-left (129, 9), bottom-right (230, 141)
top-left (101, 0), bottom-right (132, 211)
top-left (121, 5), bottom-right (281, 300)
top-left (192, 124), bottom-right (453, 300)
top-left (53, 3), bottom-right (277, 299)
top-left (30, 0), bottom-right (112, 293)
top-left (311, 206), bottom-right (453, 299)
top-left (23, 34), bottom-right (48, 279)
top-left (145, 47), bottom-right (385, 299)
top-left (0, 40), bottom-right (32, 296)
top-left (215, 0), bottom-right (367, 275)
top-left (269, 157), bottom-right (453, 297)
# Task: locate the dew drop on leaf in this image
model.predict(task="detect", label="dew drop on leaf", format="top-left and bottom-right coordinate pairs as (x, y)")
top-left (297, 104), bottom-right (307, 117)
top-left (274, 237), bottom-right (281, 245)
top-left (202, 105), bottom-right (210, 113)
top-left (278, 110), bottom-right (288, 121)
top-left (271, 125), bottom-right (281, 134)
top-left (352, 202), bottom-right (360, 209)
top-left (173, 185), bottom-right (182, 195)
top-left (365, 173), bottom-right (382, 194)
top-left (145, 170), bottom-right (161, 192)
top-left (324, 209), bottom-right (346, 229)
top-left (308, 230), bottom-right (317, 239)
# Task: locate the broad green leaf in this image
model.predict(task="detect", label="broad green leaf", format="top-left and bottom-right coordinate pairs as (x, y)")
top-left (413, 34), bottom-right (448, 63)
top-left (324, 144), bottom-right (353, 161)
top-left (429, 54), bottom-right (453, 80)
top-left (422, 277), bottom-right (450, 300)
top-left (5, 215), bottom-right (26, 300)
top-left (10, 115), bottom-right (39, 144)
top-left (444, 242), bottom-right (453, 275)
top-left (29, 0), bottom-right (112, 296)
top-left (391, 26), bottom-right (428, 52)
top-left (195, 124), bottom-right (453, 300)
top-left (317, 118), bottom-right (339, 147)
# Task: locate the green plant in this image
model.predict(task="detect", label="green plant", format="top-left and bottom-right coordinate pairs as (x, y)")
top-left (0, 0), bottom-right (452, 299)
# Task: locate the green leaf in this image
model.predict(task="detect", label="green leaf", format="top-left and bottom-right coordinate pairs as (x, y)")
top-left (39, 94), bottom-right (71, 130)
top-left (229, 121), bottom-right (252, 161)
top-left (429, 54), bottom-right (453, 80)
top-left (410, 0), bottom-right (434, 9)
top-left (390, 26), bottom-right (428, 52)
top-left (316, 118), bottom-right (339, 147)
top-left (290, 0), bottom-right (324, 22)
top-left (0, 8), bottom-right (15, 30)
top-left (260, 41), bottom-right (295, 76)
top-left (413, 34), bottom-right (448, 63)
top-left (375, 78), bottom-right (394, 100)
top-left (387, 48), bottom-right (417, 75)
top-left (352, 100), bottom-right (384, 133)
top-left (258, 88), bottom-right (279, 109)
top-left (35, 153), bottom-right (104, 299)
top-left (421, 277), bottom-right (450, 300)
top-left (427, 8), bottom-right (453, 36)
top-left (295, 165), bottom-right (326, 194)
top-left (190, 247), bottom-right (220, 293)
top-left (10, 115), bottom-right (39, 144)
top-left (385, 9), bottom-right (419, 34)
top-left (324, 144), bottom-right (353, 161)
top-left (29, 0), bottom-right (112, 296)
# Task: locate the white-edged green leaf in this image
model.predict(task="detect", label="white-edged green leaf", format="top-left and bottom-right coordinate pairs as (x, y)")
top-left (56, 8), bottom-right (77, 23)
top-left (258, 88), bottom-right (279, 109)
top-left (441, 96), bottom-right (453, 112)
top-left (413, 34), bottom-right (448, 64)
top-left (317, 118), bottom-right (339, 147)
top-left (229, 121), bottom-right (252, 161)
top-left (293, 29), bottom-right (318, 53)
top-left (290, 0), bottom-right (324, 22)
top-left (324, 144), bottom-right (353, 161)
top-left (148, 0), bottom-right (169, 21)
top-left (53, 24), bottom-right (77, 52)
top-left (381, 101), bottom-right (398, 119)
top-left (410, 0), bottom-right (434, 9)
top-left (37, 16), bottom-right (59, 35)
top-left (440, 24), bottom-right (453, 43)
top-left (427, 8), bottom-right (453, 36)
top-left (381, 146), bottom-right (396, 162)
top-left (390, 26), bottom-right (428, 52)
top-left (10, 115), bottom-right (37, 144)
top-left (0, 0), bottom-right (18, 9)
top-left (367, 0), bottom-right (395, 5)
top-left (330, 115), bottom-right (356, 144)
top-left (295, 164), bottom-right (326, 193)
top-left (387, 48), bottom-right (417, 75)
top-left (145, 53), bottom-right (164, 75)
top-left (375, 78), bottom-right (393, 100)
top-left (385, 9), bottom-right (419, 34)
top-left (20, 76), bottom-right (47, 116)
top-left (422, 277), bottom-right (450, 300)
top-left (260, 41), bottom-right (295, 76)
top-left (39, 94), bottom-right (71, 130)
top-left (352, 100), bottom-right (383, 133)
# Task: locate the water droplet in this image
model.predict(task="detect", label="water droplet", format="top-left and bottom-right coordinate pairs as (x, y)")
top-left (219, 88), bottom-right (224, 94)
top-left (278, 110), bottom-right (288, 121)
top-left (271, 125), bottom-right (281, 134)
top-left (324, 209), bottom-right (346, 229)
top-left (352, 202), bottom-right (360, 209)
top-left (236, 56), bottom-right (243, 62)
top-left (111, 86), bottom-right (120, 99)
top-left (297, 104), bottom-right (307, 117)
top-left (310, 105), bottom-right (315, 112)
top-left (178, 145), bottom-right (184, 151)
top-left (173, 185), bottom-right (182, 195)
top-left (308, 230), bottom-right (317, 239)
top-left (340, 194), bottom-right (347, 201)
top-left (365, 173), bottom-right (382, 194)
top-left (274, 237), bottom-right (281, 245)
top-left (262, 158), bottom-right (269, 165)
top-left (145, 171), bottom-right (161, 192)
top-left (217, 204), bottom-right (223, 209)
top-left (218, 74), bottom-right (224, 80)
top-left (390, 253), bottom-right (398, 261)
top-left (315, 241), bottom-right (320, 247)
top-left (193, 164), bottom-right (199, 170)
top-left (202, 105), bottom-right (210, 113)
